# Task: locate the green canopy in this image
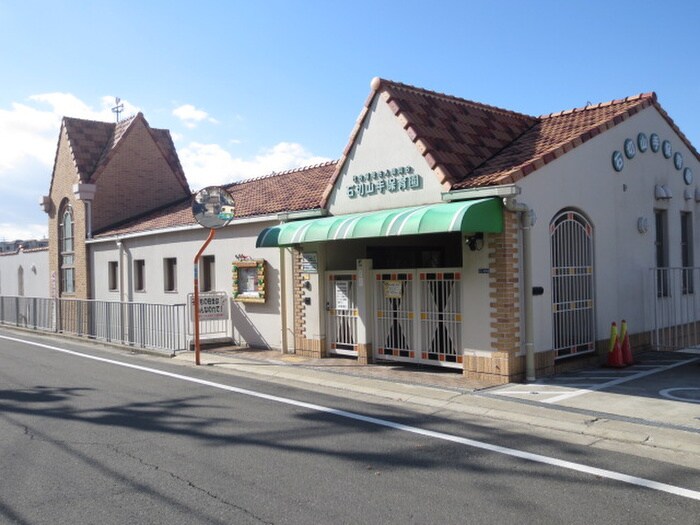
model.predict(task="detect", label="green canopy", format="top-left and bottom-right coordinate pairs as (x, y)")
top-left (256, 198), bottom-right (502, 247)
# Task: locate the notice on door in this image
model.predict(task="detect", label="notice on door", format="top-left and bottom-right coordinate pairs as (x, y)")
top-left (335, 281), bottom-right (350, 310)
top-left (383, 280), bottom-right (402, 299)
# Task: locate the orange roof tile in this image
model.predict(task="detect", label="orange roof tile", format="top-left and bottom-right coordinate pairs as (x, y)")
top-left (93, 161), bottom-right (337, 238)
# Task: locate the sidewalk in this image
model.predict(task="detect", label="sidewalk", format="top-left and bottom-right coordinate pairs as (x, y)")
top-left (173, 346), bottom-right (700, 465)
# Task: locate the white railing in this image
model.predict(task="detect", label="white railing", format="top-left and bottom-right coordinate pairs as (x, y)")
top-left (651, 267), bottom-right (700, 350)
top-left (0, 296), bottom-right (187, 354)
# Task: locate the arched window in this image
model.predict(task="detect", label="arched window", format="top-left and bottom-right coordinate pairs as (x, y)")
top-left (59, 203), bottom-right (75, 294)
top-left (550, 209), bottom-right (595, 358)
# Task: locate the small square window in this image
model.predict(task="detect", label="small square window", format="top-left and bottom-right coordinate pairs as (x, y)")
top-left (134, 259), bottom-right (146, 292)
top-left (164, 257), bottom-right (177, 292)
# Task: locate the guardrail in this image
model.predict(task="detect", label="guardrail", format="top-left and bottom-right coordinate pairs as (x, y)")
top-left (0, 296), bottom-right (187, 354)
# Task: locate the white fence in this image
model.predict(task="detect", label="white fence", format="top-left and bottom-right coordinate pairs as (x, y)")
top-left (0, 296), bottom-right (187, 354)
top-left (651, 267), bottom-right (700, 350)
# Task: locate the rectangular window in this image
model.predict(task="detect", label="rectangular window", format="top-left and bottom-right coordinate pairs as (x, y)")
top-left (134, 259), bottom-right (146, 292)
top-left (655, 210), bottom-right (669, 297)
top-left (201, 255), bottom-right (215, 292)
top-left (108, 261), bottom-right (119, 292)
top-left (681, 212), bottom-right (694, 294)
top-left (164, 257), bottom-right (177, 292)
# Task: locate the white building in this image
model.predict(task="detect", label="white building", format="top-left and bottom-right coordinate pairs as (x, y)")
top-left (11, 77), bottom-right (699, 384)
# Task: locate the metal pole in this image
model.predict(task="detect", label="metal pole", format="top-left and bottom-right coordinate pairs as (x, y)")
top-left (194, 228), bottom-right (216, 365)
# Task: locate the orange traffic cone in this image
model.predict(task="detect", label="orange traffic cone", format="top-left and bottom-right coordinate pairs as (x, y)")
top-left (606, 322), bottom-right (625, 368)
top-left (620, 319), bottom-right (634, 366)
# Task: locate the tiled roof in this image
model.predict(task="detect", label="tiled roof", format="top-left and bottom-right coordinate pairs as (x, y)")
top-left (62, 116), bottom-right (119, 181)
top-left (93, 161), bottom-right (338, 238)
top-left (454, 94), bottom-right (660, 188)
top-left (323, 78), bottom-right (700, 201)
top-left (321, 78), bottom-right (537, 204)
top-left (60, 113), bottom-right (189, 192)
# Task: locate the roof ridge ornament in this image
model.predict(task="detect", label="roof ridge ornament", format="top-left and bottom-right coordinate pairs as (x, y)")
top-left (111, 97), bottom-right (124, 122)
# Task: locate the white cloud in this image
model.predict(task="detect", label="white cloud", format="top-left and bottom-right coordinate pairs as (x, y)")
top-left (0, 93), bottom-right (140, 173)
top-left (172, 104), bottom-right (218, 128)
top-left (0, 93), bottom-right (139, 241)
top-left (0, 223), bottom-right (48, 242)
top-left (179, 141), bottom-right (331, 190)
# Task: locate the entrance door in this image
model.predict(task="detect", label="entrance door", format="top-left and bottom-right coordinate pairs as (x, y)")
top-left (550, 210), bottom-right (595, 358)
top-left (326, 272), bottom-right (358, 355)
top-left (374, 269), bottom-right (462, 369)
top-left (375, 272), bottom-right (415, 359)
top-left (420, 271), bottom-right (462, 364)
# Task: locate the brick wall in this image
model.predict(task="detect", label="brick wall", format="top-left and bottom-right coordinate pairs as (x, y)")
top-left (91, 119), bottom-right (190, 232)
top-left (464, 212), bottom-right (523, 383)
top-left (48, 130), bottom-right (90, 299)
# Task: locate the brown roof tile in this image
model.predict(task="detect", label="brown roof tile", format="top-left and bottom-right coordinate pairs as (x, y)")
top-left (321, 78), bottom-right (537, 205)
top-left (93, 161), bottom-right (338, 238)
top-left (453, 94), bottom-right (658, 188)
top-left (62, 116), bottom-right (117, 181)
top-left (324, 79), bottom-right (700, 199)
top-left (61, 113), bottom-right (189, 193)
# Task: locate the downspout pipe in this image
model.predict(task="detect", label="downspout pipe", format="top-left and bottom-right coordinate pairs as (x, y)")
top-left (503, 198), bottom-right (536, 382)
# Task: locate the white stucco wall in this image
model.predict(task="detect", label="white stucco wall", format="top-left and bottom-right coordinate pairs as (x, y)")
top-left (327, 94), bottom-right (446, 215)
top-left (517, 105), bottom-right (700, 351)
top-left (0, 249), bottom-right (49, 297)
top-left (89, 219), bottom-right (284, 349)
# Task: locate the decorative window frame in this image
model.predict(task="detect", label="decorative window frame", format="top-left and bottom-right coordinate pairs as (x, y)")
top-left (232, 259), bottom-right (266, 303)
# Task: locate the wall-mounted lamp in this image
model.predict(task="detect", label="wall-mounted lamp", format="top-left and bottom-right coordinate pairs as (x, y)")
top-left (637, 217), bottom-right (649, 234)
top-left (654, 184), bottom-right (672, 200)
top-left (466, 232), bottom-right (484, 251)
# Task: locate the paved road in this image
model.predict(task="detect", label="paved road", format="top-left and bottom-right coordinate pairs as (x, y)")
top-left (1, 333), bottom-right (699, 524)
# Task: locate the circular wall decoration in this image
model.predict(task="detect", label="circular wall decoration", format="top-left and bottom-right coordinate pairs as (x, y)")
top-left (650, 133), bottom-right (660, 152)
top-left (684, 167), bottom-right (693, 185)
top-left (624, 138), bottom-right (636, 159)
top-left (662, 140), bottom-right (672, 159)
top-left (637, 132), bottom-right (648, 152)
top-left (612, 151), bottom-right (624, 172)
top-left (674, 152), bottom-right (683, 170)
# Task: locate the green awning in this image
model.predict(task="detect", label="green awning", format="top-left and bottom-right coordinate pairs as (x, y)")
top-left (256, 198), bottom-right (502, 247)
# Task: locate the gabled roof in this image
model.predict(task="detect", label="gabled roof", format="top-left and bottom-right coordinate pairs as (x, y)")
top-left (322, 78), bottom-right (700, 202)
top-left (455, 94), bottom-right (658, 188)
top-left (54, 113), bottom-right (189, 194)
top-left (93, 161), bottom-right (337, 238)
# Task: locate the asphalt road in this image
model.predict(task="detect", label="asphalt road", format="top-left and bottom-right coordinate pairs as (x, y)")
top-left (1, 332), bottom-right (699, 524)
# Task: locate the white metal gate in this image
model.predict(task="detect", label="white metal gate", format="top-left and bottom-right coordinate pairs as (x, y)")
top-left (550, 210), bottom-right (595, 359)
top-left (375, 272), bottom-right (414, 359)
top-left (420, 271), bottom-right (462, 365)
top-left (327, 272), bottom-right (358, 355)
top-left (374, 269), bottom-right (462, 369)
top-left (651, 267), bottom-right (700, 350)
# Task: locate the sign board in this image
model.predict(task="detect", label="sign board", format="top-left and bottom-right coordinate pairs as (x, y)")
top-left (335, 281), bottom-right (350, 310)
top-left (301, 252), bottom-right (318, 273)
top-left (188, 292), bottom-right (229, 320)
top-left (192, 186), bottom-right (236, 229)
top-left (383, 280), bottom-right (403, 299)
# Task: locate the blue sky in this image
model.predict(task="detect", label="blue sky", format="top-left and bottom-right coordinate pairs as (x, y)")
top-left (1, 0), bottom-right (698, 241)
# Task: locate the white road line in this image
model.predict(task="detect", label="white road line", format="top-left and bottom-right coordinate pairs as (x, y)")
top-left (492, 390), bottom-right (573, 396)
top-left (2, 333), bottom-right (700, 503)
top-left (543, 357), bottom-right (699, 404)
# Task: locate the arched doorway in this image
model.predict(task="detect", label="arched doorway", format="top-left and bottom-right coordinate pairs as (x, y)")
top-left (550, 209), bottom-right (595, 358)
